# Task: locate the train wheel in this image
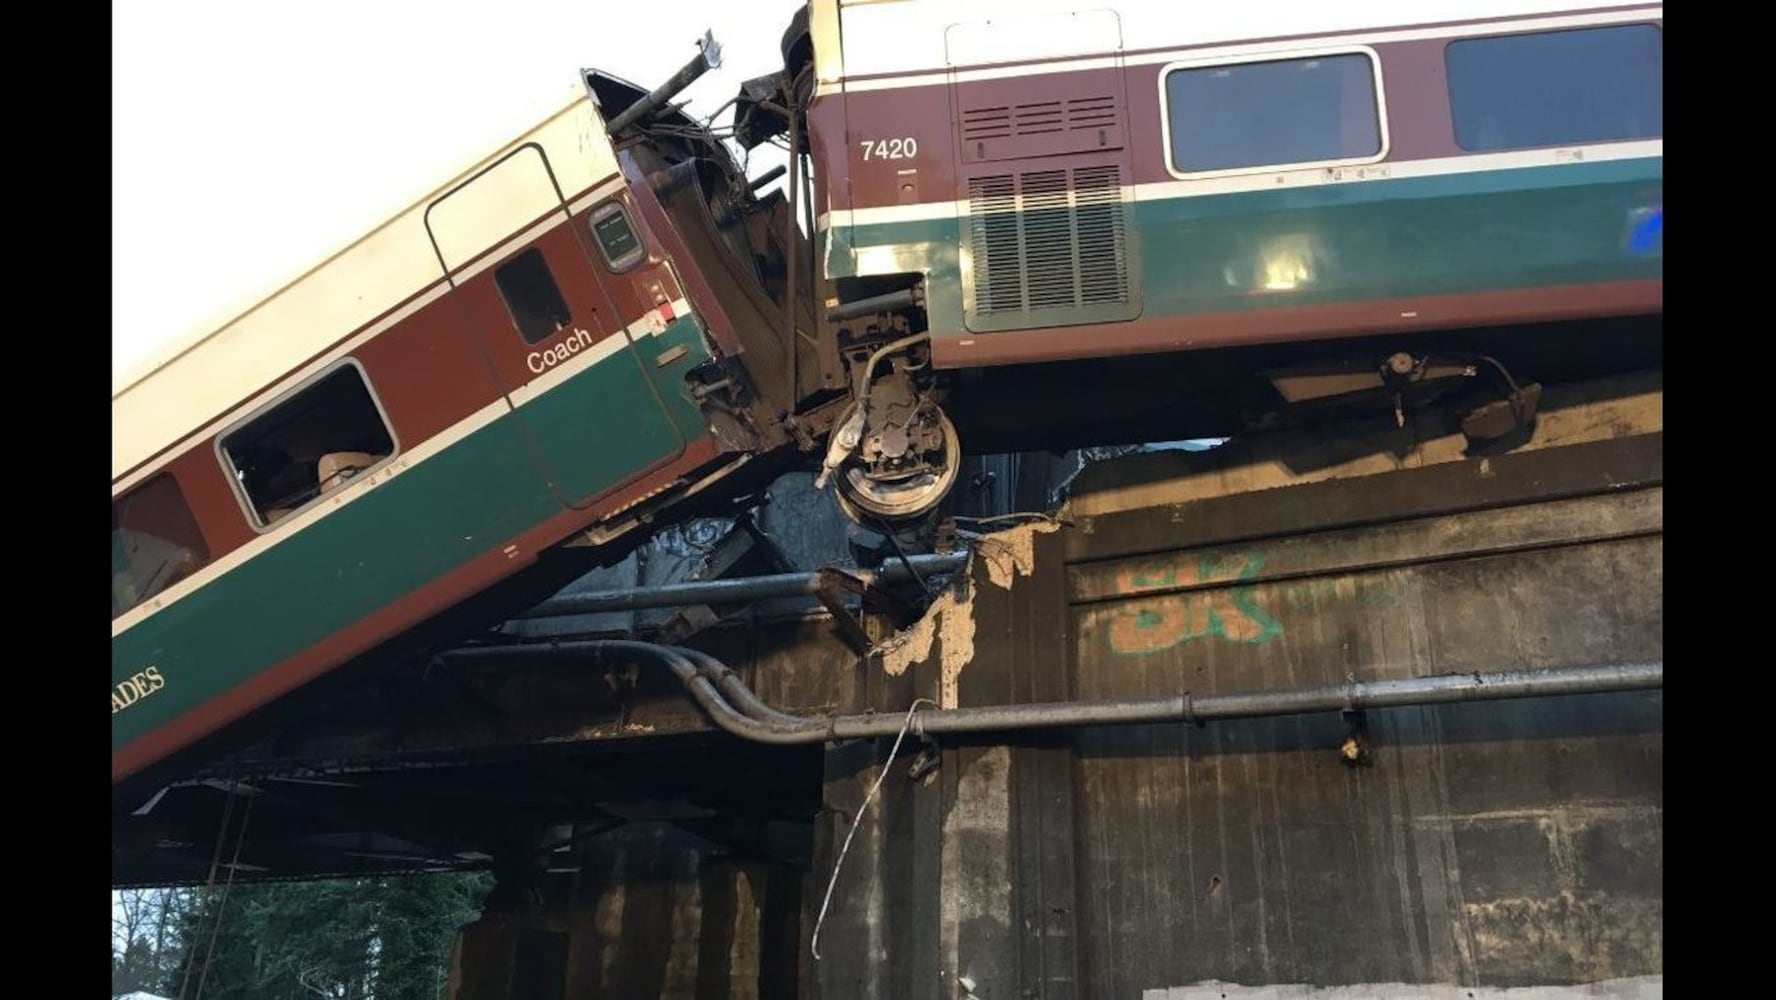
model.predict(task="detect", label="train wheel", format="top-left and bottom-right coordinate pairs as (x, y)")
top-left (832, 404), bottom-right (961, 524)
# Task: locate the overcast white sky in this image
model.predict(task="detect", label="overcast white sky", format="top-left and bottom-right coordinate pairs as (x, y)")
top-left (112, 0), bottom-right (805, 383)
top-left (111, 1), bottom-right (1576, 385)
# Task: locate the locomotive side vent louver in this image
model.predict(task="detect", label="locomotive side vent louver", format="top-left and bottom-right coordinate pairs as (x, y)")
top-left (959, 95), bottom-right (1126, 162)
top-left (966, 164), bottom-right (1133, 330)
top-left (962, 96), bottom-right (1119, 140)
top-left (962, 107), bottom-right (1013, 142)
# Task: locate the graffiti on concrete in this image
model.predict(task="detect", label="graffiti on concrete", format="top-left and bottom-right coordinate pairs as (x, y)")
top-left (1105, 549), bottom-right (1400, 654)
top-left (1107, 552), bottom-right (1282, 653)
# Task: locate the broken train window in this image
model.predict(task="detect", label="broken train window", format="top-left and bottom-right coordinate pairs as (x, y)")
top-left (218, 360), bottom-right (397, 529)
top-left (494, 247), bottom-right (574, 344)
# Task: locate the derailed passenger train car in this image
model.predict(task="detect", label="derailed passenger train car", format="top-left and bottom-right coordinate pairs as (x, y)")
top-left (110, 44), bottom-right (820, 784)
top-left (113, 0), bottom-right (1661, 785)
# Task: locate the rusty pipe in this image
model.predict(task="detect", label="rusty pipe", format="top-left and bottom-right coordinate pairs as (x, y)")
top-left (434, 642), bottom-right (1662, 745)
top-left (513, 552), bottom-right (968, 620)
top-left (689, 656), bottom-right (1663, 743)
top-left (826, 286), bottom-right (924, 324)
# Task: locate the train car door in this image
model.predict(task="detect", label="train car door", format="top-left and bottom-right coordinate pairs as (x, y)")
top-left (425, 143), bottom-right (687, 509)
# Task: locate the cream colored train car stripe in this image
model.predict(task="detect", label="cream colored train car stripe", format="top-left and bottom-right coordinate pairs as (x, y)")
top-left (822, 5), bottom-right (1658, 96)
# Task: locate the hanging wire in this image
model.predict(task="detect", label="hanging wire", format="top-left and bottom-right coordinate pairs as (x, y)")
top-left (868, 514), bottom-right (937, 600)
top-left (700, 94), bottom-right (740, 128)
top-left (811, 698), bottom-right (936, 960)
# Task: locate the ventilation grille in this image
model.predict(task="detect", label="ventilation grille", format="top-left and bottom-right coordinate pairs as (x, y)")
top-left (967, 165), bottom-right (1129, 318)
top-left (962, 97), bottom-right (1119, 140)
top-left (960, 96), bottom-right (1125, 161)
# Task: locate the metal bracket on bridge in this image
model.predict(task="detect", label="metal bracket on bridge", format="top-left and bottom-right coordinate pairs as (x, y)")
top-left (812, 568), bottom-right (877, 655)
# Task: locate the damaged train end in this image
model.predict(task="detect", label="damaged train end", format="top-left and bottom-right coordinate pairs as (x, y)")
top-left (592, 23), bottom-right (960, 530)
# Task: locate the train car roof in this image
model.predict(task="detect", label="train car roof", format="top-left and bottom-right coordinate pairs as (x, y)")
top-left (827, 0), bottom-right (1660, 80)
top-left (830, 0), bottom-right (1652, 22)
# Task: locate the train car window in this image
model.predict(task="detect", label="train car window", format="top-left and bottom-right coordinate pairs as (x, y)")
top-left (1164, 52), bottom-right (1382, 175)
top-left (217, 360), bottom-right (397, 530)
top-left (589, 201), bottom-right (645, 273)
top-left (113, 473), bottom-right (210, 618)
top-left (1445, 25), bottom-right (1661, 152)
top-left (494, 248), bottom-right (573, 344)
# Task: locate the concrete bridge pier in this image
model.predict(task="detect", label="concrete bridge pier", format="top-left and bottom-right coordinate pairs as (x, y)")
top-left (444, 822), bottom-right (805, 999)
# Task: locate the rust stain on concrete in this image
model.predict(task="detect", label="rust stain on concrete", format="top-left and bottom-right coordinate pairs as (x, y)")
top-left (1465, 893), bottom-right (1662, 984)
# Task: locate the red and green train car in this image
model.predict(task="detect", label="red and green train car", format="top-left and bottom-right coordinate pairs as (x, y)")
top-left (113, 0), bottom-right (1661, 785)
